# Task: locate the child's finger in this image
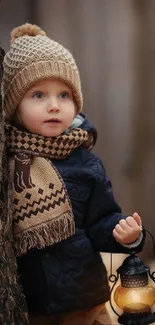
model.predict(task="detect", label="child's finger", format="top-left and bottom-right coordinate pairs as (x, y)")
top-left (112, 228), bottom-right (122, 242)
top-left (119, 218), bottom-right (139, 232)
top-left (125, 216), bottom-right (138, 228)
top-left (114, 223), bottom-right (126, 236)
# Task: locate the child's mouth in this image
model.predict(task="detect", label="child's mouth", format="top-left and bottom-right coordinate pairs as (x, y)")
top-left (44, 118), bottom-right (61, 124)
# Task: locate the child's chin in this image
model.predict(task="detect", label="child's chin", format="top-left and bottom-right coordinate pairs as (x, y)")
top-left (40, 131), bottom-right (62, 138)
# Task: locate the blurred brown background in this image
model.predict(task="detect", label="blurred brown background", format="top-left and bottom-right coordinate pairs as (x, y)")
top-left (2, 0), bottom-right (155, 323)
top-left (1, 0), bottom-right (155, 301)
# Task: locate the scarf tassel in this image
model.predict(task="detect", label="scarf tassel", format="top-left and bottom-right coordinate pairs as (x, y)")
top-left (14, 212), bottom-right (75, 256)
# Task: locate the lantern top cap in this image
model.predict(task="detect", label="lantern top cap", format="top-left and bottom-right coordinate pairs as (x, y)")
top-left (117, 252), bottom-right (149, 276)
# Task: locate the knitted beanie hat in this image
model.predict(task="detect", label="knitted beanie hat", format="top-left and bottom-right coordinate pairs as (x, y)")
top-left (2, 23), bottom-right (83, 121)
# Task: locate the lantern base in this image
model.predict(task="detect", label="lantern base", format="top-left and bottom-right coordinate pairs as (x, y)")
top-left (118, 310), bottom-right (155, 325)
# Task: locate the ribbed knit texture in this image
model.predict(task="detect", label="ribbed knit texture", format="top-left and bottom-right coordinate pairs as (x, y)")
top-left (2, 23), bottom-right (83, 120)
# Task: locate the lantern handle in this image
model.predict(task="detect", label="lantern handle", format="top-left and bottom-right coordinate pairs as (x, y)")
top-left (145, 229), bottom-right (155, 282)
top-left (109, 271), bottom-right (120, 317)
top-left (145, 229), bottom-right (155, 256)
top-left (108, 253), bottom-right (120, 317)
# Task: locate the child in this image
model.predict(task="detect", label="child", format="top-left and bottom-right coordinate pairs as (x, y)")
top-left (2, 23), bottom-right (144, 325)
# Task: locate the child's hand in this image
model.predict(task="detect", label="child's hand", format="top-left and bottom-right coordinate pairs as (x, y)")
top-left (112, 212), bottom-right (142, 245)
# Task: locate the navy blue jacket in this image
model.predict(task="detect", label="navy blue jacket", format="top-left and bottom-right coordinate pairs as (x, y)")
top-left (17, 115), bottom-right (145, 315)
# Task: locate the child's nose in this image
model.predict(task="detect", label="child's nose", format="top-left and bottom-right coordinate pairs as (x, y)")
top-left (47, 97), bottom-right (60, 113)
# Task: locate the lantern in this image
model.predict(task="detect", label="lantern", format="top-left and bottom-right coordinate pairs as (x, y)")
top-left (109, 251), bottom-right (155, 324)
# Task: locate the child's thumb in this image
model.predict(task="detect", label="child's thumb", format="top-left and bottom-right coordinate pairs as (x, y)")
top-left (132, 212), bottom-right (142, 228)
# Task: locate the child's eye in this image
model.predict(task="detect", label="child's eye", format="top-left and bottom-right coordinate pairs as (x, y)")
top-left (33, 91), bottom-right (44, 99)
top-left (59, 92), bottom-right (70, 99)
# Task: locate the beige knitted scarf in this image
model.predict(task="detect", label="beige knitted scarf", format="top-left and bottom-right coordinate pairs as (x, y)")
top-left (5, 124), bottom-right (93, 256)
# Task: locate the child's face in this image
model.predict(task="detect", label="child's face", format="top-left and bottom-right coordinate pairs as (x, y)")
top-left (17, 79), bottom-right (76, 137)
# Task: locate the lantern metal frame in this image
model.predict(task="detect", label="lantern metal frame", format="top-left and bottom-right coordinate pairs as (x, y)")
top-left (109, 229), bottom-right (155, 325)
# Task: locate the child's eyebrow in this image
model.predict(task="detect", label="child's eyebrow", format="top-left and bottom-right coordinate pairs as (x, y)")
top-left (30, 85), bottom-right (44, 91)
top-left (28, 83), bottom-right (72, 93)
top-left (61, 88), bottom-right (71, 93)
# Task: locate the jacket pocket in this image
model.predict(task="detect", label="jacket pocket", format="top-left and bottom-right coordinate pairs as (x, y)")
top-left (63, 233), bottom-right (94, 257)
top-left (65, 181), bottom-right (90, 202)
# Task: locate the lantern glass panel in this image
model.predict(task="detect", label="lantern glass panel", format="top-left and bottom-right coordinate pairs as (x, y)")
top-left (114, 275), bottom-right (155, 313)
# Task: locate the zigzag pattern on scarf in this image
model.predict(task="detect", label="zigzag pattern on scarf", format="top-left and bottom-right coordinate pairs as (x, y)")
top-left (14, 190), bottom-right (68, 222)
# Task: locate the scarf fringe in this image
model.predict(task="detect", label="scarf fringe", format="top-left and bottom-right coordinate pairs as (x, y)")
top-left (14, 212), bottom-right (75, 256)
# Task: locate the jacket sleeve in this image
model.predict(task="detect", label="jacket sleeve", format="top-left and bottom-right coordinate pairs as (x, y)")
top-left (86, 159), bottom-right (145, 253)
